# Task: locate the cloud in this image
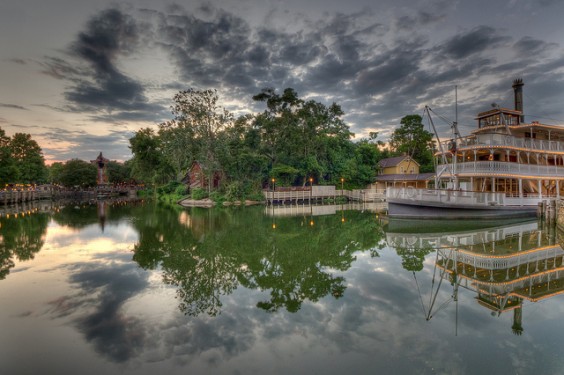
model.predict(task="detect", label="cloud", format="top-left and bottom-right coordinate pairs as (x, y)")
top-left (395, 11), bottom-right (446, 31)
top-left (0, 103), bottom-right (28, 110)
top-left (439, 26), bottom-right (512, 60)
top-left (38, 3), bottom-right (564, 147)
top-left (40, 129), bottom-right (135, 162)
top-left (513, 36), bottom-right (557, 56)
top-left (5, 58), bottom-right (27, 65)
top-left (42, 8), bottom-right (167, 123)
top-left (49, 261), bottom-right (150, 363)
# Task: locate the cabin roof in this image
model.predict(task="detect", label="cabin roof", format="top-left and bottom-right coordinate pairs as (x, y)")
top-left (475, 107), bottom-right (522, 119)
top-left (378, 155), bottom-right (419, 168)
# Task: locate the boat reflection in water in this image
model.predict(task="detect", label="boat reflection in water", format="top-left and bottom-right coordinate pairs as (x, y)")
top-left (385, 218), bottom-right (562, 335)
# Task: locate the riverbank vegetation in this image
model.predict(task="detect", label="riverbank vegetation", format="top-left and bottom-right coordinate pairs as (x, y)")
top-left (1, 87), bottom-right (434, 203)
top-left (128, 88), bottom-right (433, 202)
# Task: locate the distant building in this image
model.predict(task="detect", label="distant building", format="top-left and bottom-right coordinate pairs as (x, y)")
top-left (90, 152), bottom-right (109, 185)
top-left (184, 161), bottom-right (222, 190)
top-left (371, 155), bottom-right (434, 190)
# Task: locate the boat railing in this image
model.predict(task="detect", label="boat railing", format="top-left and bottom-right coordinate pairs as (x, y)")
top-left (386, 187), bottom-right (507, 207)
top-left (437, 161), bottom-right (564, 177)
top-left (441, 134), bottom-right (564, 153)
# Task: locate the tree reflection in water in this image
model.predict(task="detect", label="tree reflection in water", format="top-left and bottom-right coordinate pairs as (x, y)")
top-left (0, 210), bottom-right (49, 280)
top-left (131, 205), bottom-right (385, 316)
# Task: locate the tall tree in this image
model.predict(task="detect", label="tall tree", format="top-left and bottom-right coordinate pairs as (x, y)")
top-left (217, 114), bottom-right (269, 197)
top-left (159, 89), bottom-right (233, 191)
top-left (389, 115), bottom-right (435, 172)
top-left (0, 127), bottom-right (18, 186)
top-left (253, 88), bottom-right (353, 185)
top-left (9, 133), bottom-right (47, 183)
top-left (58, 159), bottom-right (97, 187)
top-left (47, 162), bottom-right (64, 185)
top-left (129, 128), bottom-right (173, 184)
top-left (106, 161), bottom-right (131, 184)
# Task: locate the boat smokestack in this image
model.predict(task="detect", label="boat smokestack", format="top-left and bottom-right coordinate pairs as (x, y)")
top-left (512, 78), bottom-right (524, 123)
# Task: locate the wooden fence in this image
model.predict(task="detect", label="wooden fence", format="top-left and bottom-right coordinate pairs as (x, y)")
top-left (264, 186), bottom-right (385, 204)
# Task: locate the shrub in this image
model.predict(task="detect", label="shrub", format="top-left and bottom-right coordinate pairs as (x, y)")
top-left (191, 187), bottom-right (208, 200)
top-left (225, 181), bottom-right (244, 201)
top-left (209, 191), bottom-right (225, 205)
top-left (157, 181), bottom-right (182, 195)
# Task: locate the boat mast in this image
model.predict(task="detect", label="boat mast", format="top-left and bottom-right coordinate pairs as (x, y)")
top-left (453, 86), bottom-right (459, 189)
top-left (453, 86), bottom-right (461, 140)
top-left (425, 106), bottom-right (448, 188)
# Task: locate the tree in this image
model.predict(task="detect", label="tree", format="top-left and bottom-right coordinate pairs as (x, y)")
top-left (0, 127), bottom-right (18, 186)
top-left (47, 162), bottom-right (64, 185)
top-left (106, 161), bottom-right (131, 184)
top-left (389, 115), bottom-right (435, 172)
top-left (9, 132), bottom-right (47, 183)
top-left (129, 128), bottom-right (173, 184)
top-left (217, 114), bottom-right (269, 196)
top-left (252, 88), bottom-right (353, 185)
top-left (58, 159), bottom-right (97, 187)
top-left (159, 89), bottom-right (233, 191)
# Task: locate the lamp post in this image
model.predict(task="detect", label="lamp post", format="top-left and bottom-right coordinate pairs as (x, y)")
top-left (271, 178), bottom-right (276, 205)
top-left (309, 177), bottom-right (313, 203)
top-left (340, 177), bottom-right (344, 199)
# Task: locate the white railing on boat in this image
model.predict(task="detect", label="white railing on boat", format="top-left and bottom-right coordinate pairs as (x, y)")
top-left (386, 187), bottom-right (507, 207)
top-left (386, 187), bottom-right (546, 207)
top-left (441, 134), bottom-right (564, 153)
top-left (436, 161), bottom-right (564, 178)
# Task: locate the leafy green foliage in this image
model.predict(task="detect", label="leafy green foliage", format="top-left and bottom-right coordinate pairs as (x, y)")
top-left (106, 161), bottom-right (131, 184)
top-left (158, 89), bottom-right (232, 188)
top-left (58, 159), bottom-right (97, 187)
top-left (129, 128), bottom-right (174, 185)
top-left (0, 127), bottom-right (18, 186)
top-left (10, 133), bottom-right (46, 183)
top-left (252, 87), bottom-right (354, 186)
top-left (191, 187), bottom-right (208, 200)
top-left (131, 88), bottom-right (427, 196)
top-left (389, 115), bottom-right (435, 172)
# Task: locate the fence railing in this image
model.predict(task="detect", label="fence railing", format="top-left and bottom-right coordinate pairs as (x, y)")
top-left (436, 161), bottom-right (564, 178)
top-left (441, 134), bottom-right (564, 153)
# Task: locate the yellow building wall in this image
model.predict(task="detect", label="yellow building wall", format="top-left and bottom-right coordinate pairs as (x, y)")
top-left (382, 159), bottom-right (419, 175)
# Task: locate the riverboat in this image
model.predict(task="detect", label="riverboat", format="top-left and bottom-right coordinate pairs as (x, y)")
top-left (387, 79), bottom-right (562, 219)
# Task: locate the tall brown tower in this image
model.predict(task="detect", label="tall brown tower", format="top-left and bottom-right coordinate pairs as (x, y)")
top-left (90, 152), bottom-right (109, 185)
top-left (512, 78), bottom-right (524, 123)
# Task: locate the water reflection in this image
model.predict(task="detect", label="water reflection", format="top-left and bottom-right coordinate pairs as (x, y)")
top-left (132, 206), bottom-right (386, 316)
top-left (385, 218), bottom-right (563, 335)
top-left (0, 206), bottom-right (49, 279)
top-left (4, 202), bottom-right (564, 374)
top-left (0, 199), bottom-right (144, 280)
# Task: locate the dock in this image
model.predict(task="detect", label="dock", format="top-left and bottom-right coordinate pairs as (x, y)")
top-left (263, 185), bottom-right (385, 205)
top-left (0, 184), bottom-right (142, 206)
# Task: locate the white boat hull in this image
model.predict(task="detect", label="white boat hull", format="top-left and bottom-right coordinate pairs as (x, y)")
top-left (386, 187), bottom-right (539, 219)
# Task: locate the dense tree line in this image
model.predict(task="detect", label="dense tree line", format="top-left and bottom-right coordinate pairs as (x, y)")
top-left (128, 88), bottom-right (434, 198)
top-left (0, 89), bottom-right (434, 194)
top-left (0, 127), bottom-right (47, 186)
top-left (47, 159), bottom-right (132, 187)
top-left (0, 126), bottom-right (131, 188)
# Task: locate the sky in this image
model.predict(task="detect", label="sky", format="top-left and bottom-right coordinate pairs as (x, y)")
top-left (1, 0), bottom-right (564, 164)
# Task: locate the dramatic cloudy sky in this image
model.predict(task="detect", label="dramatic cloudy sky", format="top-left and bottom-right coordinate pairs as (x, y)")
top-left (2, 0), bottom-right (564, 163)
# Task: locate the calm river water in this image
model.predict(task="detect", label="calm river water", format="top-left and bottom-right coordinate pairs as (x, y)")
top-left (1, 200), bottom-right (564, 374)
